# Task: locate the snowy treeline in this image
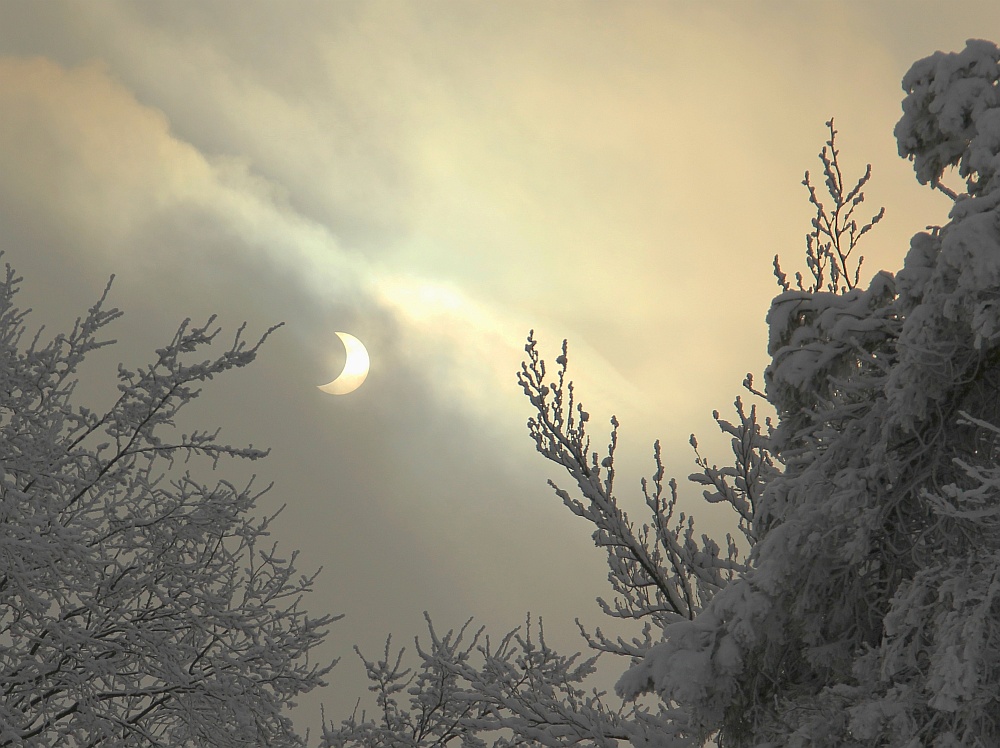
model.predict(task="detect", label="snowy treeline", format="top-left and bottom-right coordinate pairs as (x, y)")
top-left (4, 37), bottom-right (1000, 748)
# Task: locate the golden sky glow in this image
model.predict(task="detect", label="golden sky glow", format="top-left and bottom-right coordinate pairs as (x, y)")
top-left (1, 0), bottom-right (997, 728)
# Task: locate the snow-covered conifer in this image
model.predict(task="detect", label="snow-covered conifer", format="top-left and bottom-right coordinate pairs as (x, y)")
top-left (618, 39), bottom-right (1000, 746)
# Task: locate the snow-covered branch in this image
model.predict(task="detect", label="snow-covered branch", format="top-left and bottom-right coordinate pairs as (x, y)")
top-left (0, 259), bottom-right (337, 746)
top-left (323, 614), bottom-right (692, 748)
top-left (517, 335), bottom-right (766, 636)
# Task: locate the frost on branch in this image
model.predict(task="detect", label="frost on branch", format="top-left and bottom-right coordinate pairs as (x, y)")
top-left (774, 119), bottom-right (885, 295)
top-left (323, 613), bottom-right (638, 747)
top-left (0, 261), bottom-right (336, 746)
top-left (517, 335), bottom-right (775, 745)
top-left (518, 336), bottom-right (770, 636)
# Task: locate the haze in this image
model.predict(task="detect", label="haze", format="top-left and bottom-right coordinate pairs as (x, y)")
top-left (0, 0), bottom-right (989, 730)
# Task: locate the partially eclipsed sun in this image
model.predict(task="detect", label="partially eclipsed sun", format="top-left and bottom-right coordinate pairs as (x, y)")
top-left (318, 332), bottom-right (370, 395)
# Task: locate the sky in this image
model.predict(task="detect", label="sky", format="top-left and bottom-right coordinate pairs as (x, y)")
top-left (0, 0), bottom-right (994, 735)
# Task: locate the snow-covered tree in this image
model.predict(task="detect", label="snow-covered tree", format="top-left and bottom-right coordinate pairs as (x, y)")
top-left (334, 38), bottom-right (1000, 748)
top-left (324, 337), bottom-right (775, 746)
top-left (325, 253), bottom-right (777, 745)
top-left (618, 38), bottom-right (1000, 746)
top-left (0, 265), bottom-right (336, 746)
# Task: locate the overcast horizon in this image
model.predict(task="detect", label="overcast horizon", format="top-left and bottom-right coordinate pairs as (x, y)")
top-left (0, 1), bottom-right (994, 732)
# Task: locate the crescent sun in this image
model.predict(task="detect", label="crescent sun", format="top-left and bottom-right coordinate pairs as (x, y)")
top-left (318, 332), bottom-right (370, 395)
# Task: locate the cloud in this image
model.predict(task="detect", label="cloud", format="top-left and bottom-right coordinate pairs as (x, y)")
top-left (0, 56), bottom-right (592, 428)
top-left (0, 56), bottom-right (378, 351)
top-left (0, 52), bottom-right (618, 718)
top-left (0, 49), bottom-right (603, 539)
top-left (5, 4), bottom-right (995, 729)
